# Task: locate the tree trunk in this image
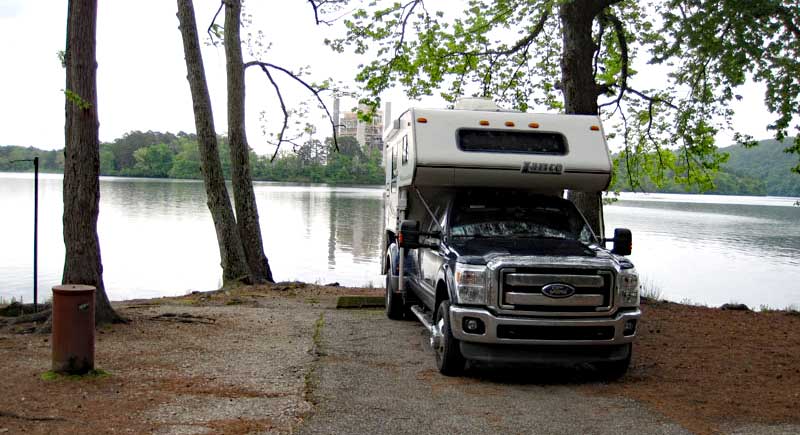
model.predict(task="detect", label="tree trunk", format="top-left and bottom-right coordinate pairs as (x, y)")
top-left (63, 0), bottom-right (122, 325)
top-left (224, 0), bottom-right (274, 283)
top-left (177, 0), bottom-right (251, 284)
top-left (560, 0), bottom-right (605, 238)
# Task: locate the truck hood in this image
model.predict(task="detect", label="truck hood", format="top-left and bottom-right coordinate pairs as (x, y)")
top-left (449, 237), bottom-right (606, 264)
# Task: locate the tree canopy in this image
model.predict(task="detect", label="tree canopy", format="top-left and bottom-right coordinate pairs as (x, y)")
top-left (328, 0), bottom-right (800, 192)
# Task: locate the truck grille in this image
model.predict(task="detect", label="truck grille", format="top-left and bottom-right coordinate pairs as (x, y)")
top-left (499, 268), bottom-right (614, 312)
top-left (497, 325), bottom-right (615, 341)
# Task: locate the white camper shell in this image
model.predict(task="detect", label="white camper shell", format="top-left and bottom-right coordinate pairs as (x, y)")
top-left (380, 101), bottom-right (639, 376)
top-left (383, 105), bottom-right (613, 193)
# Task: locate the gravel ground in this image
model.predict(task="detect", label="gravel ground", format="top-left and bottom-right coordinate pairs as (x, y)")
top-left (1, 284), bottom-right (798, 435)
top-left (298, 307), bottom-right (692, 435)
top-left (0, 286), bottom-right (332, 434)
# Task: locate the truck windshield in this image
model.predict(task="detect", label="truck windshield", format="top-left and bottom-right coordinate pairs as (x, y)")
top-left (449, 197), bottom-right (595, 244)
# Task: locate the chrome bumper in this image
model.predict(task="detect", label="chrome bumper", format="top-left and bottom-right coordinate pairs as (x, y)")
top-left (450, 306), bottom-right (641, 346)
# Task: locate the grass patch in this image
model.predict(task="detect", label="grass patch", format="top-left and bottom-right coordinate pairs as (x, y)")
top-left (336, 295), bottom-right (384, 309)
top-left (639, 277), bottom-right (663, 301)
top-left (303, 313), bottom-right (325, 404)
top-left (41, 368), bottom-right (111, 381)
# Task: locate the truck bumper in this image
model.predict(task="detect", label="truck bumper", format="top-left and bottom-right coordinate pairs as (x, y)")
top-left (450, 306), bottom-right (640, 363)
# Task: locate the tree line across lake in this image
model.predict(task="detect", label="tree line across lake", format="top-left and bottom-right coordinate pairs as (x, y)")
top-left (0, 130), bottom-right (383, 185)
top-left (1, 131), bottom-right (799, 197)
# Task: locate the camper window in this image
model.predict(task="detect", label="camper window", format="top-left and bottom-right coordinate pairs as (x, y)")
top-left (402, 135), bottom-right (409, 164)
top-left (457, 129), bottom-right (567, 155)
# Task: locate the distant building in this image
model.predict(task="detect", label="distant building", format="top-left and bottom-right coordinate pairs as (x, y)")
top-left (333, 98), bottom-right (383, 153)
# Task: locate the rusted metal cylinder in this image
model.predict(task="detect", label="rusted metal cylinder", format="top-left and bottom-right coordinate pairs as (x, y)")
top-left (52, 284), bottom-right (95, 374)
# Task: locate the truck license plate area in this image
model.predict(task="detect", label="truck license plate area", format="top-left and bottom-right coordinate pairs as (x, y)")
top-left (500, 268), bottom-right (614, 312)
top-left (496, 325), bottom-right (615, 341)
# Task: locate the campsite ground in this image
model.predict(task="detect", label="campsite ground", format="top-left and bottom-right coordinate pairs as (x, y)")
top-left (1, 283), bottom-right (798, 435)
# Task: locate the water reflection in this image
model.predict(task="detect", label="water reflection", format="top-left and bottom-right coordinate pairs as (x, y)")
top-left (605, 193), bottom-right (800, 309)
top-left (1, 173), bottom-right (797, 309)
top-left (0, 175), bottom-right (386, 302)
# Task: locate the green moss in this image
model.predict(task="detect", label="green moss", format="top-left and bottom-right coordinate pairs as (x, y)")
top-left (41, 368), bottom-right (111, 381)
top-left (335, 296), bottom-right (384, 309)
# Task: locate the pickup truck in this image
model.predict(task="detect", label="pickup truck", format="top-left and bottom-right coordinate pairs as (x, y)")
top-left (381, 99), bottom-right (640, 376)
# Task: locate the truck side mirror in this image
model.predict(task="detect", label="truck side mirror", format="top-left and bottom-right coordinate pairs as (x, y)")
top-left (609, 228), bottom-right (632, 256)
top-left (398, 220), bottom-right (421, 249)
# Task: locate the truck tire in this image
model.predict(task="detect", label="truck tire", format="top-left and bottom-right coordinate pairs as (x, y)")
top-left (596, 344), bottom-right (632, 380)
top-left (385, 268), bottom-right (404, 320)
top-left (434, 300), bottom-right (465, 376)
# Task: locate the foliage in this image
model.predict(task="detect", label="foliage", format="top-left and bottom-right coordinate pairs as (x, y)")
top-left (611, 137), bottom-right (799, 196)
top-left (326, 0), bottom-right (800, 189)
top-left (1, 130), bottom-right (384, 185)
top-left (721, 138), bottom-right (800, 196)
top-left (62, 88), bottom-right (92, 110)
top-left (0, 146), bottom-right (63, 172)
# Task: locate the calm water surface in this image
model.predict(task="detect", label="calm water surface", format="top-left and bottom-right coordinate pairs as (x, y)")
top-left (1, 173), bottom-right (798, 309)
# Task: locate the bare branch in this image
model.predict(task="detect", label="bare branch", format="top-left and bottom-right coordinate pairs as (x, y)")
top-left (207, 1), bottom-right (224, 44)
top-left (306, 1), bottom-right (350, 26)
top-left (257, 65), bottom-right (290, 161)
top-left (308, 0), bottom-right (322, 25)
top-left (246, 61), bottom-right (340, 154)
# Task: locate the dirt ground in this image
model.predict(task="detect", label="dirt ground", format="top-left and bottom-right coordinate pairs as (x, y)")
top-left (1, 284), bottom-right (799, 435)
top-left (586, 299), bottom-right (800, 435)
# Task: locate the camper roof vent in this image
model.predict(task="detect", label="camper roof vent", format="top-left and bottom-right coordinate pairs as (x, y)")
top-left (454, 97), bottom-right (504, 111)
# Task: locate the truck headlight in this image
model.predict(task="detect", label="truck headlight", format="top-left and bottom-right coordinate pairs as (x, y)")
top-left (618, 267), bottom-right (639, 307)
top-left (454, 263), bottom-right (488, 305)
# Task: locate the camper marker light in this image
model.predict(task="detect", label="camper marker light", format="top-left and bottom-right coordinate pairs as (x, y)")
top-left (479, 120), bottom-right (490, 126)
top-left (416, 117), bottom-right (428, 123)
top-left (528, 122), bottom-right (540, 128)
top-left (590, 125), bottom-right (600, 131)
top-left (505, 121), bottom-right (515, 127)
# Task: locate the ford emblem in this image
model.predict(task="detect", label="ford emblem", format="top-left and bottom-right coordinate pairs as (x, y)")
top-left (541, 283), bottom-right (576, 298)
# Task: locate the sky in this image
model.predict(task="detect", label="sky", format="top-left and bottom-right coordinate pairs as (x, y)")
top-left (0, 0), bottom-right (786, 156)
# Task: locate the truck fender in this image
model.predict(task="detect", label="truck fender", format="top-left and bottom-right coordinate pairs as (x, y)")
top-left (386, 243), bottom-right (399, 276)
top-left (434, 264), bottom-right (457, 312)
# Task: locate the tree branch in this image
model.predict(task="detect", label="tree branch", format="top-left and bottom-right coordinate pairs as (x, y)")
top-left (777, 5), bottom-right (800, 40)
top-left (308, 0), bottom-right (322, 25)
top-left (257, 65), bottom-right (290, 161)
top-left (207, 1), bottom-right (224, 44)
top-left (445, 8), bottom-right (551, 59)
top-left (245, 61), bottom-right (340, 156)
top-left (596, 12), bottom-right (628, 113)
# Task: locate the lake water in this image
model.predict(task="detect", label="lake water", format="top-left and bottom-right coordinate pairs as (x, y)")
top-left (1, 173), bottom-right (798, 309)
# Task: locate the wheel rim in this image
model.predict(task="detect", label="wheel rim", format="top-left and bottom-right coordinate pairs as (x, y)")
top-left (433, 310), bottom-right (446, 364)
top-left (385, 273), bottom-right (392, 310)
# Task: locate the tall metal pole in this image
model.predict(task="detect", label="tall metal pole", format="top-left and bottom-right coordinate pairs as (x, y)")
top-left (10, 158), bottom-right (39, 313)
top-left (33, 157), bottom-right (39, 313)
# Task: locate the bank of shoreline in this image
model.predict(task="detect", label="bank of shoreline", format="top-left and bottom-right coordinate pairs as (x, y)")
top-left (1, 282), bottom-right (799, 435)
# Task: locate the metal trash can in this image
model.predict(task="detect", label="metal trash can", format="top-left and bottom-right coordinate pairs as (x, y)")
top-left (52, 284), bottom-right (95, 374)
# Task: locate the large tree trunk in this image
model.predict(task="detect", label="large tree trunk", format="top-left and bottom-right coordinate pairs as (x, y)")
top-left (560, 0), bottom-right (605, 238)
top-left (224, 0), bottom-right (274, 283)
top-left (177, 0), bottom-right (251, 284)
top-left (63, 0), bottom-right (121, 325)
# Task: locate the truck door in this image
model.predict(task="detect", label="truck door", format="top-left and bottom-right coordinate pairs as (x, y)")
top-left (418, 205), bottom-right (448, 305)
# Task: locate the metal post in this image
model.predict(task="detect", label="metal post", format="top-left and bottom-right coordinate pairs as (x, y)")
top-left (10, 157), bottom-right (39, 312)
top-left (33, 157), bottom-right (38, 313)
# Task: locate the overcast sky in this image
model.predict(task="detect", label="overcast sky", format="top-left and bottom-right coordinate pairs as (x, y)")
top-left (0, 0), bottom-right (785, 156)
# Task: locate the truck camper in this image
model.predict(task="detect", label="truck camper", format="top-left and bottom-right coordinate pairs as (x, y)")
top-left (381, 98), bottom-right (640, 376)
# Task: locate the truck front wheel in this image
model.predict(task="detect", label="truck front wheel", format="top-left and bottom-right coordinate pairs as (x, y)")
top-left (385, 265), bottom-right (404, 320)
top-left (595, 343), bottom-right (632, 380)
top-left (433, 300), bottom-right (465, 376)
